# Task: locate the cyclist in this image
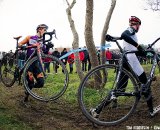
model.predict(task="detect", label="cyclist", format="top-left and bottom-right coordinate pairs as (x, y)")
top-left (120, 16), bottom-right (157, 117)
top-left (90, 16), bottom-right (157, 118)
top-left (18, 24), bottom-right (50, 102)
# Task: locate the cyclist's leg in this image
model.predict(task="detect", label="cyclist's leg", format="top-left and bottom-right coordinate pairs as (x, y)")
top-left (34, 73), bottom-right (44, 88)
top-left (117, 61), bottom-right (130, 91)
top-left (24, 64), bottom-right (35, 102)
top-left (138, 70), bottom-right (154, 116)
top-left (138, 71), bottom-right (147, 84)
top-left (32, 61), bottom-right (44, 88)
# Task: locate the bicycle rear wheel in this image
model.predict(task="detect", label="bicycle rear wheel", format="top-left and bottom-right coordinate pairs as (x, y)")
top-left (23, 54), bottom-right (69, 102)
top-left (0, 53), bottom-right (16, 87)
top-left (78, 64), bottom-right (139, 126)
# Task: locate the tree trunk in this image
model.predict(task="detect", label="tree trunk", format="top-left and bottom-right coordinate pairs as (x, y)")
top-left (85, 0), bottom-right (99, 68)
top-left (65, 0), bottom-right (84, 80)
top-left (84, 0), bottom-right (101, 89)
top-left (100, 0), bottom-right (117, 65)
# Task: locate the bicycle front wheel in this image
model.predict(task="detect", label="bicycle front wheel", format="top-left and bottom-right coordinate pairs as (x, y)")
top-left (78, 64), bottom-right (139, 126)
top-left (23, 54), bottom-right (69, 102)
top-left (0, 53), bottom-right (16, 87)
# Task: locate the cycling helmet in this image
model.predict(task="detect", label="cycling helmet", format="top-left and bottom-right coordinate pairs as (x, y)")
top-left (129, 16), bottom-right (141, 25)
top-left (36, 24), bottom-right (48, 31)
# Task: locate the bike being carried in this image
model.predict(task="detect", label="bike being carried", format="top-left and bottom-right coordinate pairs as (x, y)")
top-left (0, 24), bottom-right (69, 102)
top-left (78, 16), bottom-right (160, 126)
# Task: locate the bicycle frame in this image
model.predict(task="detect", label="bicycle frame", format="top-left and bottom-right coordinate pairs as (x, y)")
top-left (113, 37), bottom-right (160, 91)
top-left (15, 44), bottom-right (44, 77)
top-left (14, 30), bottom-right (56, 81)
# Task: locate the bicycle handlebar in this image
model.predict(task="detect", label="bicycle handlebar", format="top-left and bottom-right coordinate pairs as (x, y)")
top-left (42, 29), bottom-right (57, 43)
top-left (147, 37), bottom-right (160, 49)
top-left (105, 34), bottom-right (121, 42)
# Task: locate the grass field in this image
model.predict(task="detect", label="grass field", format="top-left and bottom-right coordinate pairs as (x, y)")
top-left (0, 63), bottom-right (160, 129)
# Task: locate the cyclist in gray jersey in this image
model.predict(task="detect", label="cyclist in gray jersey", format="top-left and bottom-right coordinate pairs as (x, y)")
top-left (119, 16), bottom-right (156, 117)
top-left (90, 16), bottom-right (157, 119)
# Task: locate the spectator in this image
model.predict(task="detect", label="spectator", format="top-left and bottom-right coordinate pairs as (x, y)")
top-left (43, 52), bottom-right (52, 73)
top-left (82, 47), bottom-right (89, 72)
top-left (61, 48), bottom-right (68, 73)
top-left (68, 53), bottom-right (74, 74)
top-left (18, 50), bottom-right (26, 69)
top-left (52, 48), bottom-right (60, 74)
top-left (106, 48), bottom-right (112, 64)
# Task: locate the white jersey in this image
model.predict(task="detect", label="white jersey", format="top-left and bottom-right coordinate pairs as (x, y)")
top-left (123, 27), bottom-right (144, 76)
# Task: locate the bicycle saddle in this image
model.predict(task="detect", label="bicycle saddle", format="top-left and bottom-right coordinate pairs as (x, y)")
top-left (13, 36), bottom-right (22, 40)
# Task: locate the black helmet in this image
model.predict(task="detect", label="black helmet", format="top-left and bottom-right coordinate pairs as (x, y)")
top-left (36, 24), bottom-right (48, 31)
top-left (129, 16), bottom-right (141, 25)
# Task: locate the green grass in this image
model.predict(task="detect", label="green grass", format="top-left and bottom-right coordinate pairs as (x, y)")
top-left (0, 63), bottom-right (160, 129)
top-left (0, 108), bottom-right (32, 130)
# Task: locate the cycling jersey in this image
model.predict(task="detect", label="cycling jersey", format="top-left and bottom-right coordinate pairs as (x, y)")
top-left (121, 27), bottom-right (144, 76)
top-left (18, 35), bottom-right (46, 57)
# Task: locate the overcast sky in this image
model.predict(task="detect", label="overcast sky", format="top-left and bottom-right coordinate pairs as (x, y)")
top-left (0, 0), bottom-right (160, 52)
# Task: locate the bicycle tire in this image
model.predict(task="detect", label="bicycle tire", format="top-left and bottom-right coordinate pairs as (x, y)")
top-left (78, 64), bottom-right (139, 126)
top-left (0, 53), bottom-right (16, 87)
top-left (23, 54), bottom-right (69, 102)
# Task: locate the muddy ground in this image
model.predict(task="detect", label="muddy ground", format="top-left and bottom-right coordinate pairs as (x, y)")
top-left (0, 78), bottom-right (160, 130)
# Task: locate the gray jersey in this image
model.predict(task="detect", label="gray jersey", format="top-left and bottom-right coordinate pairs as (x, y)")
top-left (123, 27), bottom-right (144, 76)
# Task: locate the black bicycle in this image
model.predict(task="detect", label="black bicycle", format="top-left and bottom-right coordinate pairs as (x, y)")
top-left (78, 35), bottom-right (160, 126)
top-left (0, 30), bottom-right (69, 102)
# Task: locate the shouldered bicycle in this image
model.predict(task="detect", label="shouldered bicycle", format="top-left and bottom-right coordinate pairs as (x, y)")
top-left (78, 35), bottom-right (160, 126)
top-left (0, 30), bottom-right (69, 102)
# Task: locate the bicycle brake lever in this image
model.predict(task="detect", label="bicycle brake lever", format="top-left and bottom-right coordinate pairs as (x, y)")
top-left (53, 29), bottom-right (57, 39)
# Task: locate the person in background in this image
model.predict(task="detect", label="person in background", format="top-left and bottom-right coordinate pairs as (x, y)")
top-left (82, 46), bottom-right (89, 72)
top-left (68, 53), bottom-right (74, 74)
top-left (106, 48), bottom-right (112, 64)
top-left (18, 50), bottom-right (26, 69)
top-left (52, 48), bottom-right (60, 74)
top-left (43, 51), bottom-right (52, 73)
top-left (61, 48), bottom-right (68, 73)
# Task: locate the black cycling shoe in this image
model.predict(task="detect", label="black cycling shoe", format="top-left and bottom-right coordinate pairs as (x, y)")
top-left (149, 105), bottom-right (160, 118)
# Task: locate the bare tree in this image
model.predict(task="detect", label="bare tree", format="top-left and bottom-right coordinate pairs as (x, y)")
top-left (98, 0), bottom-right (117, 87)
top-left (85, 0), bottom-right (99, 69)
top-left (100, 0), bottom-right (117, 65)
top-left (145, 0), bottom-right (160, 11)
top-left (65, 0), bottom-right (84, 80)
top-left (84, 0), bottom-right (103, 89)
